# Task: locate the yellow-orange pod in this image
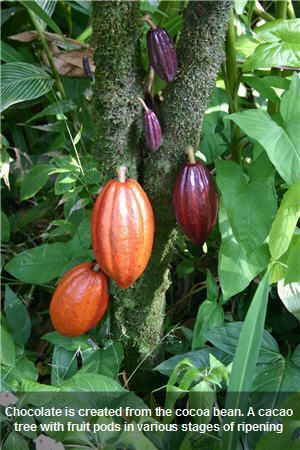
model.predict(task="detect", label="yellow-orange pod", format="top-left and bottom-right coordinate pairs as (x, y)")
top-left (91, 167), bottom-right (154, 289)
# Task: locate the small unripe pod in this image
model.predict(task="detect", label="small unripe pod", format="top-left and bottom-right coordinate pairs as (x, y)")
top-left (139, 98), bottom-right (162, 152)
top-left (82, 56), bottom-right (93, 81)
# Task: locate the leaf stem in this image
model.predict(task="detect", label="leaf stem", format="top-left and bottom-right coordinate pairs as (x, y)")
top-left (267, 0), bottom-right (287, 114)
top-left (287, 0), bottom-right (296, 19)
top-left (253, 1), bottom-right (275, 22)
top-left (26, 7), bottom-right (66, 99)
top-left (225, 9), bottom-right (241, 165)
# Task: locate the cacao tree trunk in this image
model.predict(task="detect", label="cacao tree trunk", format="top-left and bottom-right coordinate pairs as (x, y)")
top-left (92, 0), bottom-right (232, 374)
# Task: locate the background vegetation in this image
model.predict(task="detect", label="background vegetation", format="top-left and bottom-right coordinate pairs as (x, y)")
top-left (1, 1), bottom-right (300, 449)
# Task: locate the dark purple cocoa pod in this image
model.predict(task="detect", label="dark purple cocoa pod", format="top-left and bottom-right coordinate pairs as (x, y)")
top-left (147, 27), bottom-right (178, 83)
top-left (144, 109), bottom-right (162, 152)
top-left (82, 56), bottom-right (93, 81)
top-left (172, 147), bottom-right (219, 246)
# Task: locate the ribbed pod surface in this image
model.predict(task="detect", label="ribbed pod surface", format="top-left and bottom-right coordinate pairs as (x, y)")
top-left (147, 27), bottom-right (178, 82)
top-left (91, 178), bottom-right (154, 288)
top-left (49, 262), bottom-right (109, 337)
top-left (172, 161), bottom-right (219, 246)
top-left (144, 110), bottom-right (162, 151)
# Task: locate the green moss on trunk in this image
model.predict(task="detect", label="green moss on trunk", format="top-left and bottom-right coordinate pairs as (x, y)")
top-left (92, 1), bottom-right (232, 374)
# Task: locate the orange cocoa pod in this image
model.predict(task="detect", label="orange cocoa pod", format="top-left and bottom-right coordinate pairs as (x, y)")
top-left (91, 166), bottom-right (154, 288)
top-left (49, 262), bottom-right (109, 337)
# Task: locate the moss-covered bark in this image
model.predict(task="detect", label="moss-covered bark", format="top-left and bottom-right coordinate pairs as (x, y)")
top-left (92, 1), bottom-right (232, 373)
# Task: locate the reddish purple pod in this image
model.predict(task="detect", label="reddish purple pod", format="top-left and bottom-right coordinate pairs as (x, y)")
top-left (172, 146), bottom-right (219, 246)
top-left (139, 98), bottom-right (162, 152)
top-left (144, 16), bottom-right (178, 83)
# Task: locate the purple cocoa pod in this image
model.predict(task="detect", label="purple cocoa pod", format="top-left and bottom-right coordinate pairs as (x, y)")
top-left (144, 109), bottom-right (162, 152)
top-left (82, 56), bottom-right (93, 81)
top-left (146, 27), bottom-right (178, 83)
top-left (139, 97), bottom-right (162, 152)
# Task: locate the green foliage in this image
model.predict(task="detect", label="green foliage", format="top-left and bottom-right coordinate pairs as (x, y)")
top-left (243, 19), bottom-right (300, 71)
top-left (221, 270), bottom-right (270, 450)
top-left (1, 1), bottom-right (300, 450)
top-left (0, 63), bottom-right (54, 112)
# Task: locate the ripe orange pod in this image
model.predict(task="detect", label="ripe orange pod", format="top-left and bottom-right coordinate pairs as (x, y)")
top-left (91, 166), bottom-right (155, 288)
top-left (49, 262), bottom-right (109, 337)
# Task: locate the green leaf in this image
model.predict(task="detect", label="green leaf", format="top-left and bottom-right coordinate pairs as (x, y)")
top-left (269, 180), bottom-right (300, 260)
top-left (42, 331), bottom-right (91, 351)
top-left (4, 286), bottom-right (31, 345)
top-left (206, 269), bottom-right (218, 302)
top-left (242, 74), bottom-right (280, 103)
top-left (0, 63), bottom-right (53, 112)
top-left (60, 372), bottom-right (125, 393)
top-left (20, 164), bottom-right (52, 201)
top-left (225, 109), bottom-right (300, 186)
top-left (216, 154), bottom-right (277, 254)
top-left (155, 348), bottom-right (231, 377)
top-left (34, 0), bottom-right (57, 31)
top-left (1, 210), bottom-right (10, 241)
top-left (20, 0), bottom-right (63, 36)
top-left (3, 432), bottom-right (29, 450)
top-left (253, 352), bottom-right (300, 393)
top-left (205, 322), bottom-right (280, 364)
top-left (192, 300), bottom-right (224, 350)
top-left (1, 324), bottom-right (15, 366)
top-left (280, 73), bottom-right (300, 169)
top-left (243, 19), bottom-right (300, 71)
top-left (221, 269), bottom-right (270, 450)
top-left (5, 243), bottom-right (72, 284)
top-left (28, 99), bottom-right (76, 122)
top-left (218, 198), bottom-right (270, 300)
top-left (51, 346), bottom-right (78, 385)
top-left (277, 280), bottom-right (300, 321)
top-left (189, 381), bottom-right (214, 425)
top-left (285, 238), bottom-right (300, 283)
top-left (0, 40), bottom-right (27, 63)
top-left (81, 343), bottom-right (124, 379)
top-left (234, 0), bottom-right (248, 15)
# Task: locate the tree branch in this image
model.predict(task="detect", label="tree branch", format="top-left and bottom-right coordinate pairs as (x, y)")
top-left (92, 1), bottom-right (232, 375)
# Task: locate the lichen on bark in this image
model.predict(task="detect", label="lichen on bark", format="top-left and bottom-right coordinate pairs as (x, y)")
top-left (92, 1), bottom-right (232, 374)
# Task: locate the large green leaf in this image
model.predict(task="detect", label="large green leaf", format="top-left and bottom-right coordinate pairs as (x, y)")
top-left (20, 164), bottom-right (53, 201)
top-left (280, 73), bottom-right (300, 168)
top-left (4, 286), bottom-right (31, 345)
top-left (285, 237), bottom-right (300, 283)
top-left (221, 269), bottom-right (270, 450)
top-left (51, 346), bottom-right (78, 385)
top-left (0, 40), bottom-right (27, 63)
top-left (3, 432), bottom-right (29, 450)
top-left (192, 300), bottom-right (224, 350)
top-left (205, 322), bottom-right (281, 365)
top-left (5, 243), bottom-right (72, 284)
top-left (218, 198), bottom-right (270, 301)
top-left (243, 19), bottom-right (300, 71)
top-left (1, 324), bottom-right (16, 367)
top-left (20, 0), bottom-right (62, 36)
top-left (0, 62), bottom-right (53, 112)
top-left (277, 280), bottom-right (300, 321)
top-left (216, 154), bottom-right (277, 254)
top-left (35, 0), bottom-right (57, 31)
top-left (1, 210), bottom-right (10, 241)
top-left (269, 180), bottom-right (300, 260)
top-left (226, 108), bottom-right (300, 186)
